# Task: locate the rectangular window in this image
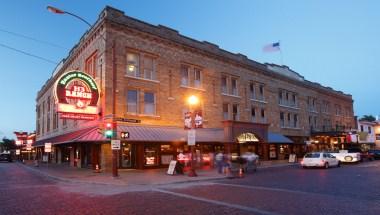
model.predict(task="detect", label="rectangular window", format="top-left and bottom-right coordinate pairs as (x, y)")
top-left (294, 114), bottom-right (298, 128)
top-left (194, 68), bottom-right (201, 88)
top-left (223, 103), bottom-right (229, 120)
top-left (259, 85), bottom-right (264, 100)
top-left (127, 90), bottom-right (138, 114)
top-left (181, 65), bottom-right (189, 86)
top-left (221, 76), bottom-right (228, 94)
top-left (249, 83), bottom-right (255, 99)
top-left (368, 126), bottom-right (372, 134)
top-left (251, 107), bottom-right (256, 122)
top-left (47, 97), bottom-right (51, 112)
top-left (85, 52), bottom-right (97, 78)
top-left (287, 113), bottom-right (291, 126)
top-left (232, 104), bottom-right (239, 121)
top-left (126, 53), bottom-right (140, 77)
top-left (231, 78), bottom-right (238, 96)
top-left (144, 92), bottom-right (155, 115)
top-left (280, 112), bottom-right (285, 127)
top-left (278, 91), bottom-right (283, 104)
top-left (143, 55), bottom-right (155, 80)
top-left (360, 125), bottom-right (364, 132)
top-left (292, 94), bottom-right (296, 106)
top-left (47, 114), bottom-right (50, 132)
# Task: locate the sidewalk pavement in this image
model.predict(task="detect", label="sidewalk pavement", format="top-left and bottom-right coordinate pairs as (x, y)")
top-left (19, 160), bottom-right (298, 187)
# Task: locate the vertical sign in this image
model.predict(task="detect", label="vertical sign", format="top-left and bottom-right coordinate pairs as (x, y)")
top-left (44, 143), bottom-right (52, 153)
top-left (187, 129), bottom-right (196, 146)
top-left (194, 110), bottom-right (203, 128)
top-left (184, 112), bottom-right (192, 129)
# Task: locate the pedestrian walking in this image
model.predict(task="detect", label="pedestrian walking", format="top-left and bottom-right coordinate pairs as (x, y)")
top-left (215, 151), bottom-right (224, 174)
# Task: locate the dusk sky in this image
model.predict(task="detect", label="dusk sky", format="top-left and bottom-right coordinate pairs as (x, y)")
top-left (0, 0), bottom-right (379, 139)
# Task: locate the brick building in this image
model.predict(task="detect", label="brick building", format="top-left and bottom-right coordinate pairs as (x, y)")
top-left (34, 6), bottom-right (355, 171)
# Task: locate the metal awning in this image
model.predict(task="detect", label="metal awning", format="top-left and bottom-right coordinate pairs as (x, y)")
top-left (268, 132), bottom-right (293, 144)
top-left (34, 125), bottom-right (225, 146)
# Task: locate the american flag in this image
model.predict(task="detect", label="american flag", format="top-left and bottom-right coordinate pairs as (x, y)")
top-left (263, 42), bottom-right (280, 52)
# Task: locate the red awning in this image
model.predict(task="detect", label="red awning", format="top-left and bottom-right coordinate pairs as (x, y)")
top-left (33, 126), bottom-right (101, 147)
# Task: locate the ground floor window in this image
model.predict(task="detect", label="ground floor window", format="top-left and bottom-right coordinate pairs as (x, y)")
top-left (121, 143), bottom-right (134, 168)
top-left (160, 144), bottom-right (174, 165)
top-left (144, 145), bottom-right (159, 166)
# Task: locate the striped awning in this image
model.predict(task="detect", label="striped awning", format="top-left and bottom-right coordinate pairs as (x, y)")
top-left (34, 125), bottom-right (225, 146)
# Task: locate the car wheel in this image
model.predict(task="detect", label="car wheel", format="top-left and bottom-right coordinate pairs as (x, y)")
top-left (324, 162), bottom-right (329, 169)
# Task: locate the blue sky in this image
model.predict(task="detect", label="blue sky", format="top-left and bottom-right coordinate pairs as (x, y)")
top-left (0, 0), bottom-right (379, 138)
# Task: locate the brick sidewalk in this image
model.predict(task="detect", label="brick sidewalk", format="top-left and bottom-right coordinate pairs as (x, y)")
top-left (19, 160), bottom-right (298, 186)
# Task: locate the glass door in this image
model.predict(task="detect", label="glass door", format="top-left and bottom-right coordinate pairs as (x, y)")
top-left (120, 143), bottom-right (135, 168)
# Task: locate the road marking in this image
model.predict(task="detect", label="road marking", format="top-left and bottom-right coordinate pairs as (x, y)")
top-left (153, 188), bottom-right (282, 215)
top-left (212, 182), bottom-right (315, 196)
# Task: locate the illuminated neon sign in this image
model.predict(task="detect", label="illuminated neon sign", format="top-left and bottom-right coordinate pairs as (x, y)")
top-left (54, 71), bottom-right (99, 120)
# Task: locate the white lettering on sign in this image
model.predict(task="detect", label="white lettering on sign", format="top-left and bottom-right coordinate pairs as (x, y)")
top-left (65, 85), bottom-right (92, 99)
top-left (111, 140), bottom-right (121, 150)
top-left (44, 142), bottom-right (52, 153)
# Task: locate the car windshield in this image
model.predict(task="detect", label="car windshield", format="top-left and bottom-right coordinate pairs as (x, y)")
top-left (305, 153), bottom-right (320, 158)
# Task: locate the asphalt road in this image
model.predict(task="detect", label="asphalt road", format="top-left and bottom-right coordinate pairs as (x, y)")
top-left (1, 161), bottom-right (380, 215)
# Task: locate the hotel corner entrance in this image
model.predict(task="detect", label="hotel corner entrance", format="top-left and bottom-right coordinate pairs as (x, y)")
top-left (119, 143), bottom-right (137, 168)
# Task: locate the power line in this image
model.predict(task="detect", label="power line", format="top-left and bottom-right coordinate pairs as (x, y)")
top-left (0, 42), bottom-right (58, 65)
top-left (0, 28), bottom-right (67, 50)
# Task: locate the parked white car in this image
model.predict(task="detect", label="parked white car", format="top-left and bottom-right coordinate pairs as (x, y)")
top-left (329, 150), bottom-right (361, 163)
top-left (301, 152), bottom-right (340, 169)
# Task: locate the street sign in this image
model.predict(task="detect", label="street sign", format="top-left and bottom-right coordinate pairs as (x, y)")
top-left (16, 149), bottom-right (20, 155)
top-left (111, 140), bottom-right (121, 150)
top-left (44, 142), bottom-right (52, 153)
top-left (120, 131), bottom-right (130, 139)
top-left (187, 129), bottom-right (196, 146)
top-left (26, 143), bottom-right (32, 151)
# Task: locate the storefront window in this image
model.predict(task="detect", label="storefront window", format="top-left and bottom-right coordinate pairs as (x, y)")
top-left (121, 143), bottom-right (132, 168)
top-left (144, 145), bottom-right (158, 166)
top-left (160, 144), bottom-right (174, 165)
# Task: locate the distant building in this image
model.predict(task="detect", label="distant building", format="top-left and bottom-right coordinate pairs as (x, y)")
top-left (34, 6), bottom-right (355, 171)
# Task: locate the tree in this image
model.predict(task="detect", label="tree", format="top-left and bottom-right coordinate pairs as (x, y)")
top-left (359, 115), bottom-right (376, 122)
top-left (1, 138), bottom-right (16, 151)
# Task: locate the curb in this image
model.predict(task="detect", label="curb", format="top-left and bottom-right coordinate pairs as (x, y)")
top-left (17, 162), bottom-right (299, 187)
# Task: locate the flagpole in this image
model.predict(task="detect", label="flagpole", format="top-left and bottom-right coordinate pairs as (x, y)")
top-left (278, 41), bottom-right (284, 65)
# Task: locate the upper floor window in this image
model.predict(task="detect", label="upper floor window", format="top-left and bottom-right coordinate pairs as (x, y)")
top-left (231, 78), bottom-right (238, 96)
top-left (144, 92), bottom-right (156, 115)
top-left (126, 53), bottom-right (140, 77)
top-left (85, 51), bottom-right (97, 78)
top-left (368, 126), bottom-right (372, 134)
top-left (232, 104), bottom-right (239, 121)
top-left (360, 125), bottom-right (364, 132)
top-left (181, 65), bottom-right (190, 86)
top-left (37, 105), bottom-right (41, 119)
top-left (143, 55), bottom-right (155, 80)
top-left (322, 100), bottom-right (330, 114)
top-left (249, 83), bottom-right (255, 99)
top-left (293, 114), bottom-right (298, 128)
top-left (223, 103), bottom-right (229, 120)
top-left (335, 105), bottom-right (342, 116)
top-left (47, 96), bottom-right (51, 112)
top-left (278, 89), bottom-right (297, 107)
top-left (280, 112), bottom-right (285, 127)
top-left (221, 76), bottom-right (228, 94)
top-left (127, 90), bottom-right (138, 114)
top-left (251, 107), bottom-right (256, 122)
top-left (194, 68), bottom-right (202, 88)
top-left (258, 84), bottom-right (264, 100)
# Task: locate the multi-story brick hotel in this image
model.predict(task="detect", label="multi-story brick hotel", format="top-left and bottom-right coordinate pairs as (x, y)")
top-left (34, 6), bottom-right (355, 171)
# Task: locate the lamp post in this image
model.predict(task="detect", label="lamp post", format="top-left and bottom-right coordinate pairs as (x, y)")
top-left (187, 95), bottom-right (199, 177)
top-left (47, 5), bottom-right (118, 177)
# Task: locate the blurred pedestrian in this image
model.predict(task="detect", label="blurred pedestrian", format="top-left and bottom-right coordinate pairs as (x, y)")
top-left (215, 151), bottom-right (224, 174)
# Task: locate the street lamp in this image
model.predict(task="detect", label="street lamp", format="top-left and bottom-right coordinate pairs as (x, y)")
top-left (187, 95), bottom-right (199, 177)
top-left (47, 5), bottom-right (118, 177)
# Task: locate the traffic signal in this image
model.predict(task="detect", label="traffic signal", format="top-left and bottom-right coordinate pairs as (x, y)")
top-left (104, 122), bottom-right (115, 139)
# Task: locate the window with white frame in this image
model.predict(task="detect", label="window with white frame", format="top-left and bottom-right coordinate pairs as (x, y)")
top-left (260, 108), bottom-right (265, 122)
top-left (223, 103), bottom-right (229, 120)
top-left (280, 112), bottom-right (285, 127)
top-left (231, 78), bottom-right (238, 96)
top-left (221, 76), bottom-right (228, 94)
top-left (249, 82), bottom-right (255, 99)
top-left (127, 53), bottom-right (140, 77)
top-left (194, 68), bottom-right (202, 88)
top-left (251, 106), bottom-right (256, 122)
top-left (181, 65), bottom-right (189, 86)
top-left (258, 84), bottom-right (264, 100)
top-left (144, 92), bottom-right (155, 115)
top-left (232, 104), bottom-right (239, 121)
top-left (144, 55), bottom-right (155, 80)
top-left (127, 90), bottom-right (138, 114)
top-left (293, 114), bottom-right (298, 128)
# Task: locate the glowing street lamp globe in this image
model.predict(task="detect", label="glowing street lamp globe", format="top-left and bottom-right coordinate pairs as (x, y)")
top-left (188, 95), bottom-right (199, 106)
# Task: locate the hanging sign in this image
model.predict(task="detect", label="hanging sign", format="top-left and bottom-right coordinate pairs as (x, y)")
top-left (194, 110), bottom-right (203, 128)
top-left (44, 143), bottom-right (52, 153)
top-left (54, 71), bottom-right (99, 120)
top-left (187, 129), bottom-right (196, 146)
